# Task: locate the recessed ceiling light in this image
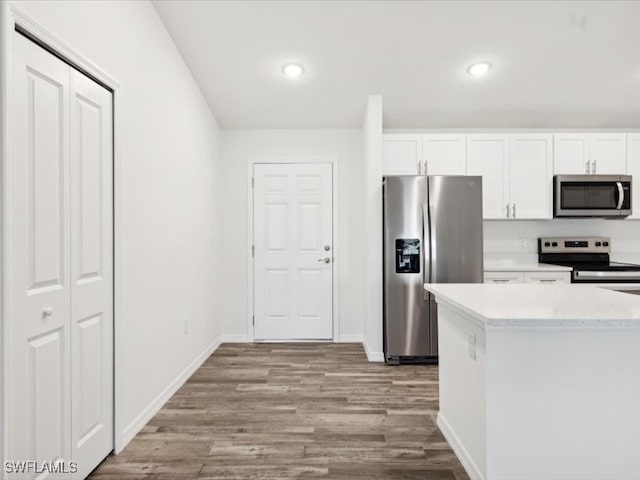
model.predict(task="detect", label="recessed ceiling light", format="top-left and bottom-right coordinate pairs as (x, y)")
top-left (282, 63), bottom-right (305, 78)
top-left (467, 61), bottom-right (492, 77)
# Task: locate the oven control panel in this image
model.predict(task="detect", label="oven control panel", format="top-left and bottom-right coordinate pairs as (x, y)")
top-left (538, 237), bottom-right (611, 254)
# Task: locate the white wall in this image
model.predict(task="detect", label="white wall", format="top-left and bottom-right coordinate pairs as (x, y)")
top-left (485, 219), bottom-right (640, 264)
top-left (362, 95), bottom-right (384, 361)
top-left (219, 129), bottom-right (365, 342)
top-left (4, 0), bottom-right (224, 449)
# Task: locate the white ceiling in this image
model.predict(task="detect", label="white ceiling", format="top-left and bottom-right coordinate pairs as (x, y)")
top-left (153, 1), bottom-right (640, 129)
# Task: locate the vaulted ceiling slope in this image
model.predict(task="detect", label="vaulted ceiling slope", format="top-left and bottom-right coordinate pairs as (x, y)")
top-left (153, 1), bottom-right (640, 129)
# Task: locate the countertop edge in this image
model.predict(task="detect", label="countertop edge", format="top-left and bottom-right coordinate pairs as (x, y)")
top-left (484, 263), bottom-right (573, 272)
top-left (425, 284), bottom-right (640, 328)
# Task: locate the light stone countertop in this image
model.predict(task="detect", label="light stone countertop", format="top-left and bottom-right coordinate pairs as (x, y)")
top-left (424, 283), bottom-right (640, 327)
top-left (484, 262), bottom-right (572, 272)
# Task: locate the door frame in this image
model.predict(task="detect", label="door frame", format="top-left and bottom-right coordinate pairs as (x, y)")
top-left (247, 157), bottom-right (340, 342)
top-left (0, 2), bottom-right (127, 463)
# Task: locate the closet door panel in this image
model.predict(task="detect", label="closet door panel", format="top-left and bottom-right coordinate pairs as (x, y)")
top-left (70, 69), bottom-right (114, 479)
top-left (9, 32), bottom-right (72, 475)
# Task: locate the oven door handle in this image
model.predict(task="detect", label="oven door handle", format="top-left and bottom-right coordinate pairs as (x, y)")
top-left (575, 270), bottom-right (640, 279)
top-left (616, 181), bottom-right (624, 210)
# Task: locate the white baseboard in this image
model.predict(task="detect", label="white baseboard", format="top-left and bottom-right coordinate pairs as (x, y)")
top-left (117, 335), bottom-right (223, 452)
top-left (437, 412), bottom-right (484, 480)
top-left (222, 334), bottom-right (250, 343)
top-left (338, 334), bottom-right (362, 343)
top-left (362, 336), bottom-right (384, 362)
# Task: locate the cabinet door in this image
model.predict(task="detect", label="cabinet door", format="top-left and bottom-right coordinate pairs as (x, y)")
top-left (627, 134), bottom-right (640, 219)
top-left (423, 134), bottom-right (466, 175)
top-left (484, 271), bottom-right (524, 284)
top-left (509, 134), bottom-right (553, 219)
top-left (466, 134), bottom-right (509, 219)
top-left (383, 134), bottom-right (422, 175)
top-left (554, 134), bottom-right (590, 174)
top-left (590, 133), bottom-right (626, 174)
top-left (523, 272), bottom-right (570, 284)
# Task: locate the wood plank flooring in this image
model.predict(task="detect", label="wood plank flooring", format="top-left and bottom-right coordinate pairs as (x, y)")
top-left (90, 343), bottom-right (468, 480)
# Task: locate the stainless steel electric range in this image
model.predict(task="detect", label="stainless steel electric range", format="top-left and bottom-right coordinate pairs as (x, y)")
top-left (538, 237), bottom-right (640, 284)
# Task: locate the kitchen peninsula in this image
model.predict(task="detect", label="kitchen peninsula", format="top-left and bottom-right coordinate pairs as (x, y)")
top-left (425, 283), bottom-right (640, 480)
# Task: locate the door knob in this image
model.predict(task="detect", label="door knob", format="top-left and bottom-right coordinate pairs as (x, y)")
top-left (317, 257), bottom-right (331, 264)
top-left (42, 307), bottom-right (53, 319)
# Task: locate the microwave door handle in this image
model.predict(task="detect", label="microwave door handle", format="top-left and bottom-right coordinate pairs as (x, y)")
top-left (616, 182), bottom-right (624, 210)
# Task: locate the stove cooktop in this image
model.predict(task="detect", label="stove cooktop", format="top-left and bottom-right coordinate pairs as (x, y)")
top-left (551, 261), bottom-right (640, 271)
top-left (538, 236), bottom-right (640, 283)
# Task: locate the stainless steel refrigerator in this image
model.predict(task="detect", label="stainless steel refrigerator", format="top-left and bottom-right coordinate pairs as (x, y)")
top-left (383, 175), bottom-right (484, 364)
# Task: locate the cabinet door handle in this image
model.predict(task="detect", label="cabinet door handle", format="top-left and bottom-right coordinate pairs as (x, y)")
top-left (423, 160), bottom-right (427, 175)
top-left (585, 160), bottom-right (590, 174)
top-left (539, 279), bottom-right (557, 283)
top-left (512, 204), bottom-right (516, 219)
top-left (506, 203), bottom-right (510, 218)
top-left (492, 279), bottom-right (511, 283)
top-left (591, 159), bottom-right (596, 174)
top-left (417, 159), bottom-right (421, 174)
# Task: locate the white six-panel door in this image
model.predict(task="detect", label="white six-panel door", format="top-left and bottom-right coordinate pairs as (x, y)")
top-left (253, 164), bottom-right (333, 340)
top-left (9, 32), bottom-right (113, 479)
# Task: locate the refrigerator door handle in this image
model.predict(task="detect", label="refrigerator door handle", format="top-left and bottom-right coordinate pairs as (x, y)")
top-left (422, 202), bottom-right (431, 299)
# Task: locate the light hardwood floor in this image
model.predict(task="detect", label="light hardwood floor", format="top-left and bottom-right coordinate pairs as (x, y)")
top-left (90, 343), bottom-right (469, 479)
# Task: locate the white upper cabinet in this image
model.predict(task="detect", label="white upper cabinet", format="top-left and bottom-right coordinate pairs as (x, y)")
top-left (384, 131), bottom-right (632, 221)
top-left (422, 134), bottom-right (466, 175)
top-left (466, 134), bottom-right (510, 219)
top-left (382, 134), bottom-right (422, 175)
top-left (627, 134), bottom-right (640, 220)
top-left (383, 133), bottom-right (467, 176)
top-left (553, 134), bottom-right (590, 174)
top-left (509, 134), bottom-right (553, 219)
top-left (554, 133), bottom-right (626, 175)
top-left (590, 134), bottom-right (627, 174)
top-left (467, 134), bottom-right (553, 220)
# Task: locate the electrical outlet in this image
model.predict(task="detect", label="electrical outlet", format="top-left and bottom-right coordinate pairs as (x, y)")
top-left (183, 317), bottom-right (189, 334)
top-left (520, 238), bottom-right (527, 249)
top-left (468, 332), bottom-right (476, 360)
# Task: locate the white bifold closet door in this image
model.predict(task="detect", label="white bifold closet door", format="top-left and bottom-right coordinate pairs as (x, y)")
top-left (9, 32), bottom-right (113, 479)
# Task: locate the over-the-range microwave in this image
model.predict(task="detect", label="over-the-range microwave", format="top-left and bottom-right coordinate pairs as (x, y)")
top-left (554, 175), bottom-right (632, 218)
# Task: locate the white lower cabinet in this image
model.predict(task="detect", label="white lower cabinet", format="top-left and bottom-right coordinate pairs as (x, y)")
top-left (485, 270), bottom-right (571, 284)
top-left (484, 272), bottom-right (524, 284)
top-left (523, 272), bottom-right (571, 284)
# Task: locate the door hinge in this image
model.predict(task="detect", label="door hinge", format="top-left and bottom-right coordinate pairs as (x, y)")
top-left (252, 245), bottom-right (255, 257)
